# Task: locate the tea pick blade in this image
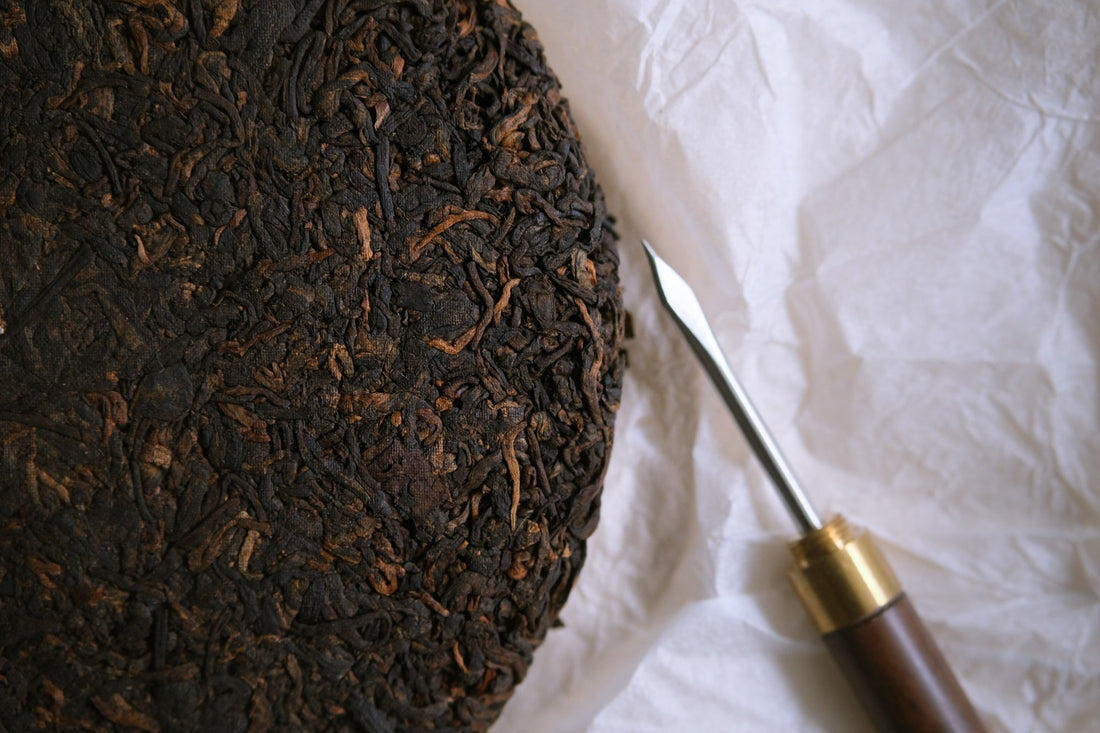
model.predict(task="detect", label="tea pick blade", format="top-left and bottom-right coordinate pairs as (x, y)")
top-left (641, 239), bottom-right (821, 533)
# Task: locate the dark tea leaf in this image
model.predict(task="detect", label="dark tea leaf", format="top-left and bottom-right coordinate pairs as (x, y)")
top-left (0, 1), bottom-right (623, 730)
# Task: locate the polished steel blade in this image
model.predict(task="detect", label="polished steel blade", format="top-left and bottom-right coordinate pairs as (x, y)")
top-left (642, 240), bottom-right (821, 534)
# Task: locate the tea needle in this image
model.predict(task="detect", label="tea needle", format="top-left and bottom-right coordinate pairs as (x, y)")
top-left (640, 240), bottom-right (820, 534)
top-left (642, 239), bottom-right (986, 733)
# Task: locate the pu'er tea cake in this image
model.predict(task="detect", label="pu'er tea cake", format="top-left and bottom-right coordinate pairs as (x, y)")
top-left (0, 1), bottom-right (623, 730)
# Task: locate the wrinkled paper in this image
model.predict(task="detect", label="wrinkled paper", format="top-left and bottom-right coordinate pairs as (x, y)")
top-left (500, 1), bottom-right (1100, 731)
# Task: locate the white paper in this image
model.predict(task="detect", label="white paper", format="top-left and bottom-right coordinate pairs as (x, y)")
top-left (499, 1), bottom-right (1100, 731)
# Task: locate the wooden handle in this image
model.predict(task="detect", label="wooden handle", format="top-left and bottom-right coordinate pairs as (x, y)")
top-left (822, 594), bottom-right (986, 733)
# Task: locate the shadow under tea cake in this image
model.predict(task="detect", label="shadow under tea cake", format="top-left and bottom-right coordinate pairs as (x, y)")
top-left (0, 1), bottom-right (623, 730)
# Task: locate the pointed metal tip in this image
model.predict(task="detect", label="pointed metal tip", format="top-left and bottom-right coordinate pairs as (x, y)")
top-left (640, 236), bottom-right (822, 534)
top-left (639, 239), bottom-right (683, 315)
top-left (640, 239), bottom-right (660, 276)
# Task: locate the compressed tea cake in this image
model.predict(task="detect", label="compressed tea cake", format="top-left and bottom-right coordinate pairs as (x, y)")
top-left (0, 1), bottom-right (622, 730)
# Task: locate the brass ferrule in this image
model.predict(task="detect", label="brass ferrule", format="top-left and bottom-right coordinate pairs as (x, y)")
top-left (787, 515), bottom-right (902, 634)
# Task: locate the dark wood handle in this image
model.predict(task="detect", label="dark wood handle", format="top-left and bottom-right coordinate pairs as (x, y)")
top-left (822, 594), bottom-right (986, 733)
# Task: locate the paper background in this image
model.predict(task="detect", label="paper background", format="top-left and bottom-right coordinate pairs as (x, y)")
top-left (495, 1), bottom-right (1100, 731)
